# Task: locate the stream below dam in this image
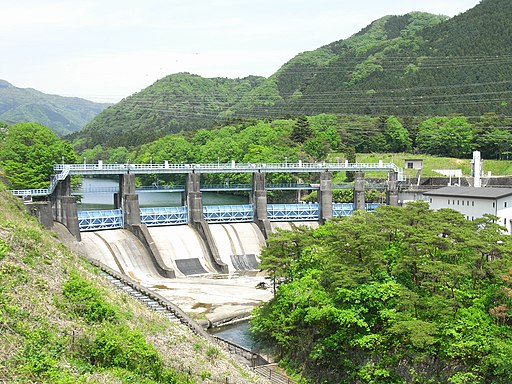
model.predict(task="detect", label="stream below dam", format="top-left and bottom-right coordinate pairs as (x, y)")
top-left (209, 320), bottom-right (261, 352)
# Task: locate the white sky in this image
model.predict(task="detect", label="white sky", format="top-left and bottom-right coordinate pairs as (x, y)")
top-left (1, 0), bottom-right (481, 103)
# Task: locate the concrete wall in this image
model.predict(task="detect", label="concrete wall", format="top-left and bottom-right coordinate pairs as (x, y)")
top-left (25, 201), bottom-right (53, 229)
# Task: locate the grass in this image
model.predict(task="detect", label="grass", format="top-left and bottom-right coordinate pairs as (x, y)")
top-left (329, 153), bottom-right (512, 181)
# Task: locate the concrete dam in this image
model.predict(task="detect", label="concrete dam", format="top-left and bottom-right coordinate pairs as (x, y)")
top-left (80, 222), bottom-right (268, 278)
top-left (23, 161), bottom-right (401, 323)
top-left (77, 221), bottom-right (319, 323)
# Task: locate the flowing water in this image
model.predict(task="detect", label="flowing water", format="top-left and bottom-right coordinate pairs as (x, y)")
top-left (210, 320), bottom-right (261, 351)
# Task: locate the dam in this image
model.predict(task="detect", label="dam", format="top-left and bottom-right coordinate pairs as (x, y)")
top-left (20, 161), bottom-right (402, 324)
top-left (77, 222), bottom-right (273, 324)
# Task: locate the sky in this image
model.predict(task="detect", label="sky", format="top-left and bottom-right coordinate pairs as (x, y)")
top-left (1, 0), bottom-right (482, 103)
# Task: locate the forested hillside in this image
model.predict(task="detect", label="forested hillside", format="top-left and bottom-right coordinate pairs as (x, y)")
top-left (71, 0), bottom-right (512, 149)
top-left (256, 0), bottom-right (512, 118)
top-left (70, 74), bottom-right (264, 148)
top-left (253, 202), bottom-right (512, 383)
top-left (0, 80), bottom-right (110, 136)
top-left (273, 0), bottom-right (512, 118)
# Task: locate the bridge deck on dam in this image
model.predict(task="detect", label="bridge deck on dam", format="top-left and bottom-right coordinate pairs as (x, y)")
top-left (54, 161), bottom-right (403, 178)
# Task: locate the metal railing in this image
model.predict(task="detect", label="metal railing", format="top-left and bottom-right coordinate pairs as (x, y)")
top-left (140, 206), bottom-right (188, 226)
top-left (268, 204), bottom-right (319, 221)
top-left (53, 161), bottom-right (404, 179)
top-left (332, 203), bottom-right (354, 217)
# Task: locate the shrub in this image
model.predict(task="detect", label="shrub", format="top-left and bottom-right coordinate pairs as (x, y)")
top-left (0, 238), bottom-right (10, 261)
top-left (80, 323), bottom-right (173, 381)
top-left (62, 271), bottom-right (119, 323)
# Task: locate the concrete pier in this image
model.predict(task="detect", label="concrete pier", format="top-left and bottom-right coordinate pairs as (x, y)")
top-left (118, 174), bottom-right (141, 228)
top-left (387, 170), bottom-right (399, 206)
top-left (51, 175), bottom-right (81, 241)
top-left (185, 172), bottom-right (228, 274)
top-left (354, 171), bottom-right (365, 210)
top-left (318, 172), bottom-right (333, 223)
top-left (251, 172), bottom-right (271, 238)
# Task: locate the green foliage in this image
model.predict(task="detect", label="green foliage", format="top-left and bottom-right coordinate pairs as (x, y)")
top-left (70, 73), bottom-right (265, 148)
top-left (0, 122), bottom-right (78, 189)
top-left (62, 271), bottom-right (120, 323)
top-left (476, 128), bottom-right (512, 159)
top-left (416, 117), bottom-right (474, 158)
top-left (253, 202), bottom-right (512, 383)
top-left (16, 328), bottom-right (75, 382)
top-left (383, 116), bottom-right (412, 152)
top-left (78, 323), bottom-right (176, 382)
top-left (0, 238), bottom-right (10, 261)
top-left (291, 115), bottom-right (313, 143)
top-left (345, 146), bottom-right (357, 182)
top-left (201, 370), bottom-right (212, 380)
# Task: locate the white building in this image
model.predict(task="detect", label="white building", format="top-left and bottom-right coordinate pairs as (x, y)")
top-left (404, 159), bottom-right (423, 170)
top-left (423, 186), bottom-right (512, 234)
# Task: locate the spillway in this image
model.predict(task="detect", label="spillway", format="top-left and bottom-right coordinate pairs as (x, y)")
top-left (209, 223), bottom-right (266, 273)
top-left (148, 225), bottom-right (215, 276)
top-left (76, 224), bottom-right (273, 322)
top-left (80, 229), bottom-right (163, 283)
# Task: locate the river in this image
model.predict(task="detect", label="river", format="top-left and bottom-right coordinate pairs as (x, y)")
top-left (210, 320), bottom-right (264, 353)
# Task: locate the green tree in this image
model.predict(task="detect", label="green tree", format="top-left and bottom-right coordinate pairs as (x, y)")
top-left (476, 128), bottom-right (512, 159)
top-left (416, 117), bottom-right (474, 158)
top-left (253, 202), bottom-right (512, 383)
top-left (0, 122), bottom-right (77, 189)
top-left (303, 137), bottom-right (330, 161)
top-left (291, 115), bottom-right (313, 143)
top-left (383, 116), bottom-right (412, 152)
top-left (345, 146), bottom-right (357, 182)
top-left (308, 114), bottom-right (342, 150)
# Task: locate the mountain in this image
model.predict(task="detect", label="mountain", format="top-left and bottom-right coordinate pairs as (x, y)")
top-left (0, 80), bottom-right (110, 135)
top-left (74, 0), bottom-right (512, 148)
top-left (233, 0), bottom-right (512, 118)
top-left (69, 74), bottom-right (265, 148)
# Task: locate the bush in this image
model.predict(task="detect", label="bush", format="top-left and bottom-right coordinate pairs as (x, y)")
top-left (79, 323), bottom-right (176, 382)
top-left (62, 271), bottom-right (119, 323)
top-left (0, 238), bottom-right (10, 261)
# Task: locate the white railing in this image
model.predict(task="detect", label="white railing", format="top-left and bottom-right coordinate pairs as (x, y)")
top-left (12, 161), bottom-right (404, 198)
top-left (53, 161), bottom-right (403, 179)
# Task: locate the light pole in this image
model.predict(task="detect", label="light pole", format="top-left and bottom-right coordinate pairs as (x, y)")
top-left (285, 156), bottom-right (288, 167)
top-left (83, 157), bottom-right (86, 166)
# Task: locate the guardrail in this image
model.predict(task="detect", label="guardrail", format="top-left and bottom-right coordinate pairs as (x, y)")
top-left (53, 161), bottom-right (404, 179)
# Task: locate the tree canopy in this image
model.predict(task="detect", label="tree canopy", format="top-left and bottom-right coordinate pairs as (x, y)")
top-left (0, 122), bottom-right (77, 189)
top-left (252, 202), bottom-right (512, 383)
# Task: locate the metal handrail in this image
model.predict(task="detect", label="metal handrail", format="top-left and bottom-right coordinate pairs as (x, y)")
top-left (53, 161), bottom-right (403, 177)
